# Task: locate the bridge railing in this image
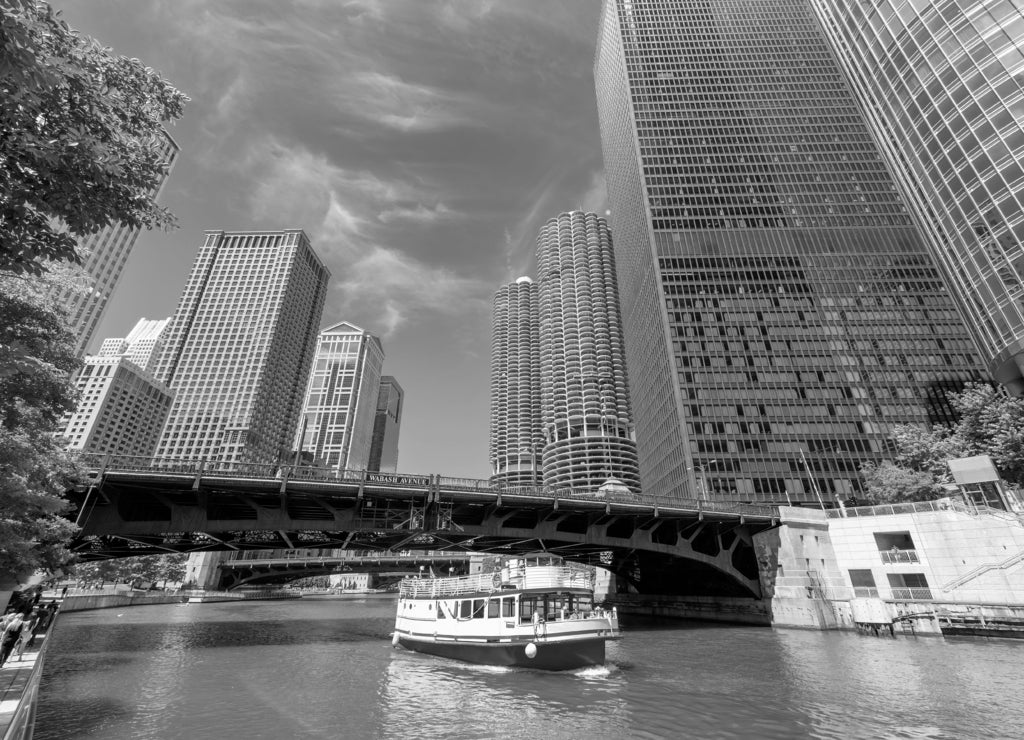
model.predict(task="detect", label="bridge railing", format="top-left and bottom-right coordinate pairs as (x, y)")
top-left (77, 455), bottom-right (779, 518)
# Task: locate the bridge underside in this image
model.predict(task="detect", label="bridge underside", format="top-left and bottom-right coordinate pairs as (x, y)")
top-left (68, 473), bottom-right (777, 598)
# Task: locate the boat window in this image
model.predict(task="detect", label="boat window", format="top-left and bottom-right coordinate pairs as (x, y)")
top-left (501, 597), bottom-right (515, 618)
top-left (460, 600), bottom-right (472, 619)
top-left (472, 599), bottom-right (485, 619)
top-left (487, 599), bottom-right (499, 618)
top-left (520, 596), bottom-right (540, 624)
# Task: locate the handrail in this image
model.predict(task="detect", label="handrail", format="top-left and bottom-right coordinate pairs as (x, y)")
top-left (2, 613), bottom-right (58, 740)
top-left (399, 564), bottom-right (594, 599)
top-left (942, 549), bottom-right (1024, 592)
top-left (880, 549), bottom-right (920, 564)
top-left (828, 498), bottom-right (966, 518)
top-left (75, 454), bottom-right (780, 519)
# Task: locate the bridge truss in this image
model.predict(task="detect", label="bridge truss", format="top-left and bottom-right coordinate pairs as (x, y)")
top-left (67, 456), bottom-right (781, 598)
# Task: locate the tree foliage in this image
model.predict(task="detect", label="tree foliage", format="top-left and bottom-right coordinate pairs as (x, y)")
top-left (73, 554), bottom-right (187, 587)
top-left (0, 0), bottom-right (187, 275)
top-left (0, 272), bottom-right (80, 582)
top-left (860, 383), bottom-right (1024, 503)
top-left (0, 1), bottom-right (186, 589)
top-left (859, 461), bottom-right (944, 505)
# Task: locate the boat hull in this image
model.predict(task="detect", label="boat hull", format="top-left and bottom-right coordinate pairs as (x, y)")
top-left (396, 635), bottom-right (608, 671)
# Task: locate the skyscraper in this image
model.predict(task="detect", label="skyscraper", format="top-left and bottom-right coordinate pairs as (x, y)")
top-left (810, 1), bottom-right (1024, 394)
top-left (490, 213), bottom-right (641, 492)
top-left (97, 317), bottom-right (169, 372)
top-left (536, 212), bottom-right (641, 492)
top-left (61, 353), bottom-right (173, 457)
top-left (294, 322), bottom-right (384, 472)
top-left (594, 0), bottom-right (987, 503)
top-left (154, 229), bottom-right (329, 465)
top-left (490, 277), bottom-right (543, 485)
top-left (56, 131), bottom-right (179, 356)
top-left (368, 376), bottom-right (404, 473)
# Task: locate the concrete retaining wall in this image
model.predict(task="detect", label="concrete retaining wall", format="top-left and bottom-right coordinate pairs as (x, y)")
top-left (608, 594), bottom-right (771, 625)
top-left (59, 592), bottom-right (184, 612)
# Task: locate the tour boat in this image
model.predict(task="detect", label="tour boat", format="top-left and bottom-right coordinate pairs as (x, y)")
top-left (391, 553), bottom-right (620, 670)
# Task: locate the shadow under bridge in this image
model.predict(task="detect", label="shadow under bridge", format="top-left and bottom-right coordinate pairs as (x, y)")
top-left (216, 551), bottom-right (472, 590)
top-left (66, 456), bottom-right (781, 598)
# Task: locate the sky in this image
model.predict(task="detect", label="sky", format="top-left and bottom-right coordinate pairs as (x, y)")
top-left (62, 0), bottom-right (610, 480)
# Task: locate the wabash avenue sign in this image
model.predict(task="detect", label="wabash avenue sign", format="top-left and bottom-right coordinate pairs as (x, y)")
top-left (366, 473), bottom-right (430, 487)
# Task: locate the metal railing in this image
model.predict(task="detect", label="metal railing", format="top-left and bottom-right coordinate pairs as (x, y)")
top-left (827, 498), bottom-right (966, 518)
top-left (399, 564), bottom-right (593, 599)
top-left (76, 454), bottom-right (781, 519)
top-left (2, 613), bottom-right (59, 740)
top-left (880, 549), bottom-right (920, 564)
top-left (942, 549), bottom-right (1024, 592)
top-left (889, 587), bottom-right (933, 601)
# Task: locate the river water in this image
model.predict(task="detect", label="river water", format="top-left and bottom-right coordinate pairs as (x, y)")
top-left (34, 596), bottom-right (1024, 739)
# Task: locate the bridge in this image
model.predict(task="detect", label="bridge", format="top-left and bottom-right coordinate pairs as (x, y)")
top-left (67, 455), bottom-right (781, 598)
top-left (215, 550), bottom-right (473, 589)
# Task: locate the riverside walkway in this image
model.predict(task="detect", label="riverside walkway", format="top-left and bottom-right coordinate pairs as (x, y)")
top-left (0, 614), bottom-right (56, 740)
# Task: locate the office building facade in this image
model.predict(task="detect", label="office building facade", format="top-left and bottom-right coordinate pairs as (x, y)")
top-left (489, 277), bottom-right (543, 485)
top-left (810, 0), bottom-right (1024, 393)
top-left (154, 230), bottom-right (329, 465)
top-left (368, 376), bottom-right (404, 473)
top-left (61, 354), bottom-right (173, 457)
top-left (56, 132), bottom-right (179, 356)
top-left (295, 322), bottom-right (384, 472)
top-left (97, 317), bottom-right (169, 372)
top-left (594, 0), bottom-right (987, 503)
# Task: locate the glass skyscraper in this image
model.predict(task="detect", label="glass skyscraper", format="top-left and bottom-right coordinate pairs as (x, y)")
top-left (154, 229), bottom-right (329, 465)
top-left (55, 131), bottom-right (179, 356)
top-left (594, 0), bottom-right (987, 503)
top-left (368, 375), bottom-right (404, 474)
top-left (810, 0), bottom-right (1024, 393)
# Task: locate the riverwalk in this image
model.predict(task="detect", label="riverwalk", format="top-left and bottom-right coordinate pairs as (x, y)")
top-left (0, 633), bottom-right (50, 740)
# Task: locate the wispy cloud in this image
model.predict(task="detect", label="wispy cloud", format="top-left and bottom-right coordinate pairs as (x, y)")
top-left (378, 202), bottom-right (458, 224)
top-left (238, 138), bottom-right (487, 336)
top-left (345, 72), bottom-right (484, 133)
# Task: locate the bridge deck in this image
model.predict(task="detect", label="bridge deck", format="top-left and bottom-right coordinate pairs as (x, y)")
top-left (65, 456), bottom-right (781, 599)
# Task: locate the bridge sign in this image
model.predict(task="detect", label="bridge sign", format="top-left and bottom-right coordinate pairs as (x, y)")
top-left (365, 473), bottom-right (430, 487)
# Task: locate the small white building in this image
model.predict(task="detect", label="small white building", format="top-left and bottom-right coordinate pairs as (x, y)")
top-left (827, 500), bottom-right (1024, 606)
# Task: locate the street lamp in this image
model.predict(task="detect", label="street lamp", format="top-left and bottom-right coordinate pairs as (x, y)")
top-left (688, 459), bottom-right (717, 502)
top-left (801, 446), bottom-right (847, 515)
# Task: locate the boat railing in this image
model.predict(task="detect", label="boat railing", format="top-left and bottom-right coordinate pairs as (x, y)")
top-left (399, 565), bottom-right (595, 598)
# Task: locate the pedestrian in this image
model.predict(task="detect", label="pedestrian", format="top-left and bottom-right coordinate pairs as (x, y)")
top-left (15, 610), bottom-right (39, 660)
top-left (60, 585), bottom-right (68, 599)
top-left (0, 612), bottom-right (27, 667)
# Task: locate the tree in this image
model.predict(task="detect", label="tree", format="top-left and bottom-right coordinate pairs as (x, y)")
top-left (945, 383), bottom-right (1024, 486)
top-left (859, 383), bottom-right (1024, 503)
top-left (1, 0), bottom-right (187, 275)
top-left (0, 1), bottom-right (187, 590)
top-left (0, 272), bottom-right (81, 582)
top-left (72, 554), bottom-right (186, 587)
top-left (859, 461), bottom-right (944, 504)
